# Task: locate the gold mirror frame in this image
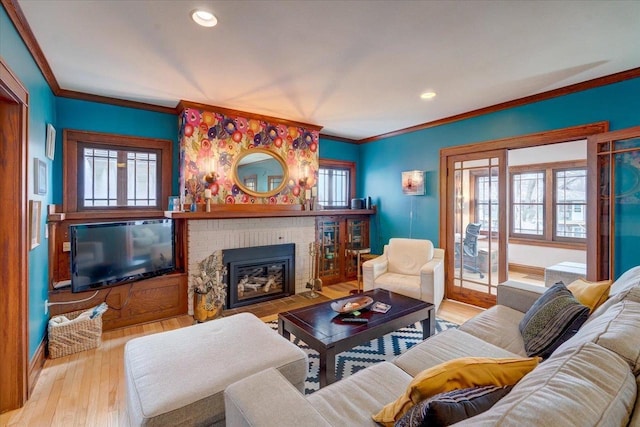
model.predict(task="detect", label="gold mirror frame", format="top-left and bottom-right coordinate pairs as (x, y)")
top-left (231, 148), bottom-right (289, 198)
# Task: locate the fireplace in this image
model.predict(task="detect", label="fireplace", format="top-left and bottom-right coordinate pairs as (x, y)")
top-left (224, 244), bottom-right (295, 309)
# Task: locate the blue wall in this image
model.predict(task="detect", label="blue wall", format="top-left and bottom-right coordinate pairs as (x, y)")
top-left (1, 6), bottom-right (56, 359)
top-left (2, 5), bottom-right (178, 359)
top-left (55, 98), bottom-right (178, 201)
top-left (361, 77), bottom-right (640, 276)
top-left (319, 137), bottom-right (362, 196)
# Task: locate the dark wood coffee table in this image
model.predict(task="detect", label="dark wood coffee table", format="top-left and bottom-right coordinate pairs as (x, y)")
top-left (278, 288), bottom-right (435, 388)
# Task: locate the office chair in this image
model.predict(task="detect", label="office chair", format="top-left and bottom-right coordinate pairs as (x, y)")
top-left (456, 223), bottom-right (484, 278)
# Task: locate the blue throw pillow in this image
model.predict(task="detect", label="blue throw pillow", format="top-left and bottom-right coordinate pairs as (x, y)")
top-left (394, 385), bottom-right (513, 427)
top-left (519, 282), bottom-right (590, 358)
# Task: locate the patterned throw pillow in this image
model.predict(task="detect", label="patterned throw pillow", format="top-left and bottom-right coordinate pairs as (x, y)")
top-left (519, 282), bottom-right (590, 358)
top-left (394, 385), bottom-right (513, 427)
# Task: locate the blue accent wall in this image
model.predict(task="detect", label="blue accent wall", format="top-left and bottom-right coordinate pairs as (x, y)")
top-left (55, 98), bottom-right (178, 201)
top-left (3, 5), bottom-right (178, 359)
top-left (361, 78), bottom-right (640, 277)
top-left (319, 137), bottom-right (362, 196)
top-left (1, 6), bottom-right (56, 359)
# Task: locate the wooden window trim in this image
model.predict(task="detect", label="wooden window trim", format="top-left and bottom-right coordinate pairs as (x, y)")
top-left (509, 237), bottom-right (586, 251)
top-left (509, 160), bottom-right (587, 173)
top-left (319, 158), bottom-right (356, 209)
top-left (508, 159), bottom-right (587, 246)
top-left (63, 130), bottom-right (172, 218)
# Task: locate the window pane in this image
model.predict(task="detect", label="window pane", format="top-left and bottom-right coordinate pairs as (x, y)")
top-left (556, 205), bottom-right (586, 238)
top-left (84, 151), bottom-right (94, 200)
top-left (476, 175), bottom-right (498, 231)
top-left (555, 169), bottom-right (586, 238)
top-left (463, 159), bottom-right (489, 168)
top-left (513, 172), bottom-right (543, 203)
top-left (511, 171), bottom-right (544, 236)
top-left (268, 176), bottom-right (282, 190)
top-left (318, 167), bottom-right (349, 208)
top-left (513, 204), bottom-right (544, 235)
top-left (81, 147), bottom-right (158, 208)
top-left (94, 156), bottom-right (109, 200)
top-left (556, 169), bottom-right (586, 203)
top-left (137, 159), bottom-right (149, 198)
top-left (149, 159), bottom-right (157, 197)
top-left (108, 155), bottom-right (117, 205)
top-left (83, 149), bottom-right (118, 206)
top-left (243, 176), bottom-right (257, 191)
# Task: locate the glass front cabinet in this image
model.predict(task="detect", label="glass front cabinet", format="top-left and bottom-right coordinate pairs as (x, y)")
top-left (316, 215), bottom-right (370, 285)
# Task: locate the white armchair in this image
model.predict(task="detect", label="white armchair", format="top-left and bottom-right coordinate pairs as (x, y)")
top-left (362, 238), bottom-right (444, 312)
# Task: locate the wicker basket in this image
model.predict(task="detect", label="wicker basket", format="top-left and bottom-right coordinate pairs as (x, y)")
top-left (48, 308), bottom-right (103, 359)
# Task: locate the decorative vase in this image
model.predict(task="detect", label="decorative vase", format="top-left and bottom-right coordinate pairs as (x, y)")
top-left (207, 299), bottom-right (224, 320)
top-left (193, 291), bottom-right (208, 323)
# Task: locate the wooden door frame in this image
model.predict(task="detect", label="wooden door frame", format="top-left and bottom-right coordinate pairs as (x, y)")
top-left (439, 122), bottom-right (609, 302)
top-left (0, 57), bottom-right (29, 411)
top-left (444, 149), bottom-right (508, 308)
top-left (587, 125), bottom-right (640, 281)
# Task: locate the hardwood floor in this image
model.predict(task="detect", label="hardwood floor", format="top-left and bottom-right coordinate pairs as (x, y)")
top-left (0, 281), bottom-right (483, 427)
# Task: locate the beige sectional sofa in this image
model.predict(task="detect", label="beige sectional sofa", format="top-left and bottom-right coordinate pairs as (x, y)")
top-left (224, 266), bottom-right (640, 426)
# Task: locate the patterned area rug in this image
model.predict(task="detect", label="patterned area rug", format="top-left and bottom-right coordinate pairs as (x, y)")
top-left (266, 318), bottom-right (458, 394)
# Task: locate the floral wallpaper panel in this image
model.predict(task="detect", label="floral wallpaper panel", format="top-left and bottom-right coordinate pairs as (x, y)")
top-left (178, 108), bottom-right (319, 206)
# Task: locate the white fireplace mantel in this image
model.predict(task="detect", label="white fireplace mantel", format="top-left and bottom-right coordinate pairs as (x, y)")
top-left (183, 217), bottom-right (316, 313)
top-left (169, 207), bottom-right (376, 313)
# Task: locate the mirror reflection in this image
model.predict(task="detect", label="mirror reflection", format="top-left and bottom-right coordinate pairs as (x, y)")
top-left (233, 149), bottom-right (288, 197)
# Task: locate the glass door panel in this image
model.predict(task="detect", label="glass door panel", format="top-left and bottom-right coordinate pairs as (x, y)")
top-left (346, 218), bottom-right (369, 278)
top-left (588, 128), bottom-right (640, 281)
top-left (317, 218), bottom-right (341, 281)
top-left (448, 151), bottom-right (507, 308)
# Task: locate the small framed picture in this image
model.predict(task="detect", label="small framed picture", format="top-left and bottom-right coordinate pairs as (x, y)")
top-left (29, 200), bottom-right (41, 250)
top-left (46, 123), bottom-right (56, 160)
top-left (34, 158), bottom-right (47, 195)
top-left (402, 170), bottom-right (425, 196)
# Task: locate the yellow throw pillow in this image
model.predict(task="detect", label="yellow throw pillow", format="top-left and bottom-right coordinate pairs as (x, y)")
top-left (372, 356), bottom-right (540, 426)
top-left (567, 278), bottom-right (612, 312)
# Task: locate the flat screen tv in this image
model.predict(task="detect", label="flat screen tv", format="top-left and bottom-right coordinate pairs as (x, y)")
top-left (70, 219), bottom-right (175, 293)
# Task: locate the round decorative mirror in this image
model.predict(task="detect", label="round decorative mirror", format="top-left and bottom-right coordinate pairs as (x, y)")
top-left (231, 148), bottom-right (288, 197)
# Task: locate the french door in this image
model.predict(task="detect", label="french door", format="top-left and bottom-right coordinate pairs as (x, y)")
top-left (587, 125), bottom-right (640, 281)
top-left (439, 122), bottom-right (616, 309)
top-left (444, 149), bottom-right (507, 308)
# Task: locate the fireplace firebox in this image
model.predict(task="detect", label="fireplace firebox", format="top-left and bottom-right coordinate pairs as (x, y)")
top-left (224, 244), bottom-right (295, 309)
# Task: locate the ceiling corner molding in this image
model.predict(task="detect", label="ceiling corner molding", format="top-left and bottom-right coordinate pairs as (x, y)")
top-left (319, 134), bottom-right (359, 145)
top-left (2, 0), bottom-right (177, 115)
top-left (359, 67), bottom-right (640, 144)
top-left (177, 99), bottom-right (324, 131)
top-left (1, 0), bottom-right (60, 93)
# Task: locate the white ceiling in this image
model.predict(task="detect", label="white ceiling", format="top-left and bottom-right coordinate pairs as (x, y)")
top-left (16, 0), bottom-right (640, 140)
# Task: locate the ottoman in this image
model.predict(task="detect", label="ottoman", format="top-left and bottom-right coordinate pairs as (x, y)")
top-left (544, 261), bottom-right (587, 287)
top-left (124, 313), bottom-right (308, 426)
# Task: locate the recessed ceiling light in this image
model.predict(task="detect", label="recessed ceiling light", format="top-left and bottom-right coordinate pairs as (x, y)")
top-left (420, 91), bottom-right (437, 100)
top-left (191, 9), bottom-right (218, 27)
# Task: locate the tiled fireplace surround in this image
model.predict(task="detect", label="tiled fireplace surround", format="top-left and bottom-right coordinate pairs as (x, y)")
top-left (187, 217), bottom-right (316, 313)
